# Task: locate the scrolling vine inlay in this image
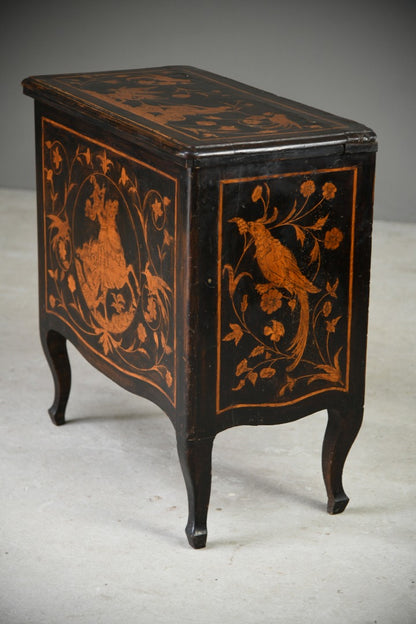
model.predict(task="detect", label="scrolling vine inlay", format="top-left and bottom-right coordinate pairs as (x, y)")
top-left (42, 118), bottom-right (177, 404)
top-left (46, 67), bottom-right (347, 143)
top-left (217, 168), bottom-right (357, 414)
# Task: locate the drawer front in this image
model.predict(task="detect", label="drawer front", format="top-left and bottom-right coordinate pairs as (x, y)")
top-left (217, 167), bottom-right (358, 415)
top-left (41, 117), bottom-right (177, 405)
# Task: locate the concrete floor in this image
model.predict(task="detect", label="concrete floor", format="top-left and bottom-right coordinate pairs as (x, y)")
top-left (1, 187), bottom-right (415, 624)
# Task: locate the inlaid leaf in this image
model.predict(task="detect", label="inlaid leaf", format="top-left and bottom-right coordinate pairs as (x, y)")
top-left (48, 269), bottom-right (58, 280)
top-left (241, 294), bottom-right (248, 313)
top-left (223, 264), bottom-right (251, 297)
top-left (310, 214), bottom-right (329, 231)
top-left (279, 376), bottom-right (295, 396)
top-left (124, 342), bottom-right (145, 354)
top-left (236, 358), bottom-right (249, 376)
top-left (223, 323), bottom-right (244, 345)
top-left (64, 182), bottom-right (76, 197)
top-left (232, 379), bottom-right (246, 391)
top-left (137, 348), bottom-right (150, 358)
top-left (284, 199), bottom-right (297, 223)
top-left (307, 349), bottom-right (342, 383)
top-left (293, 224), bottom-right (305, 246)
top-left (259, 367), bottom-right (276, 379)
top-left (161, 332), bottom-right (173, 355)
top-left (249, 345), bottom-right (265, 358)
top-left (310, 239), bottom-right (320, 263)
top-left (248, 371), bottom-right (258, 386)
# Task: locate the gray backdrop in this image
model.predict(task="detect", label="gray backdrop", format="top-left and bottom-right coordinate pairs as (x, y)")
top-left (1, 0), bottom-right (415, 222)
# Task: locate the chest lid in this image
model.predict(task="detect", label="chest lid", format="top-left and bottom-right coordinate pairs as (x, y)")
top-left (23, 65), bottom-right (376, 159)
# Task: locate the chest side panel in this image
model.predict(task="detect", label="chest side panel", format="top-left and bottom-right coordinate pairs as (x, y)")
top-left (41, 117), bottom-right (177, 405)
top-left (217, 167), bottom-right (357, 415)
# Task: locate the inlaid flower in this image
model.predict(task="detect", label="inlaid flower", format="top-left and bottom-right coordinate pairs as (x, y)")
top-left (163, 229), bottom-right (173, 247)
top-left (324, 227), bottom-right (343, 250)
top-left (152, 198), bottom-right (163, 220)
top-left (52, 146), bottom-right (62, 172)
top-left (322, 182), bottom-right (337, 200)
top-left (144, 297), bottom-right (158, 323)
top-left (264, 320), bottom-right (285, 342)
top-left (119, 167), bottom-right (129, 186)
top-left (325, 316), bottom-right (341, 334)
top-left (97, 151), bottom-right (113, 174)
top-left (300, 180), bottom-right (316, 197)
top-left (111, 293), bottom-right (126, 314)
top-left (259, 288), bottom-right (282, 314)
top-left (326, 278), bottom-right (339, 298)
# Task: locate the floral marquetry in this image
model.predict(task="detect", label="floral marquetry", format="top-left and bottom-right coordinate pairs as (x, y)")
top-left (217, 168), bottom-right (357, 414)
top-left (42, 118), bottom-right (177, 404)
top-left (25, 66), bottom-right (366, 151)
top-left (25, 66), bottom-right (376, 548)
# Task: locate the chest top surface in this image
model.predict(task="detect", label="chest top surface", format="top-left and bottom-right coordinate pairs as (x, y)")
top-left (23, 66), bottom-right (376, 158)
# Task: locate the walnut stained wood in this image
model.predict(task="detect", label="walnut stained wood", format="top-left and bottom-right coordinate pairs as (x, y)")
top-left (23, 66), bottom-right (377, 548)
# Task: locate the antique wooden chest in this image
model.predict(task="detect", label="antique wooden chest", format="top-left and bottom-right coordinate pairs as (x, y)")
top-left (23, 66), bottom-right (377, 548)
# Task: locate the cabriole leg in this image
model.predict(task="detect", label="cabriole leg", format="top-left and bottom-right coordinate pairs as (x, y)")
top-left (176, 433), bottom-right (214, 549)
top-left (322, 406), bottom-right (363, 514)
top-left (41, 328), bottom-right (71, 426)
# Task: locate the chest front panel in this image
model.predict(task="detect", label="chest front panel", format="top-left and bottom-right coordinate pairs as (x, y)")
top-left (41, 117), bottom-right (177, 405)
top-left (217, 167), bottom-right (357, 415)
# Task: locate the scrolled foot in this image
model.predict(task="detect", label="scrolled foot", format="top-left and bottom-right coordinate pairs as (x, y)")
top-left (185, 523), bottom-right (208, 549)
top-left (48, 403), bottom-right (66, 427)
top-left (327, 493), bottom-right (350, 515)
